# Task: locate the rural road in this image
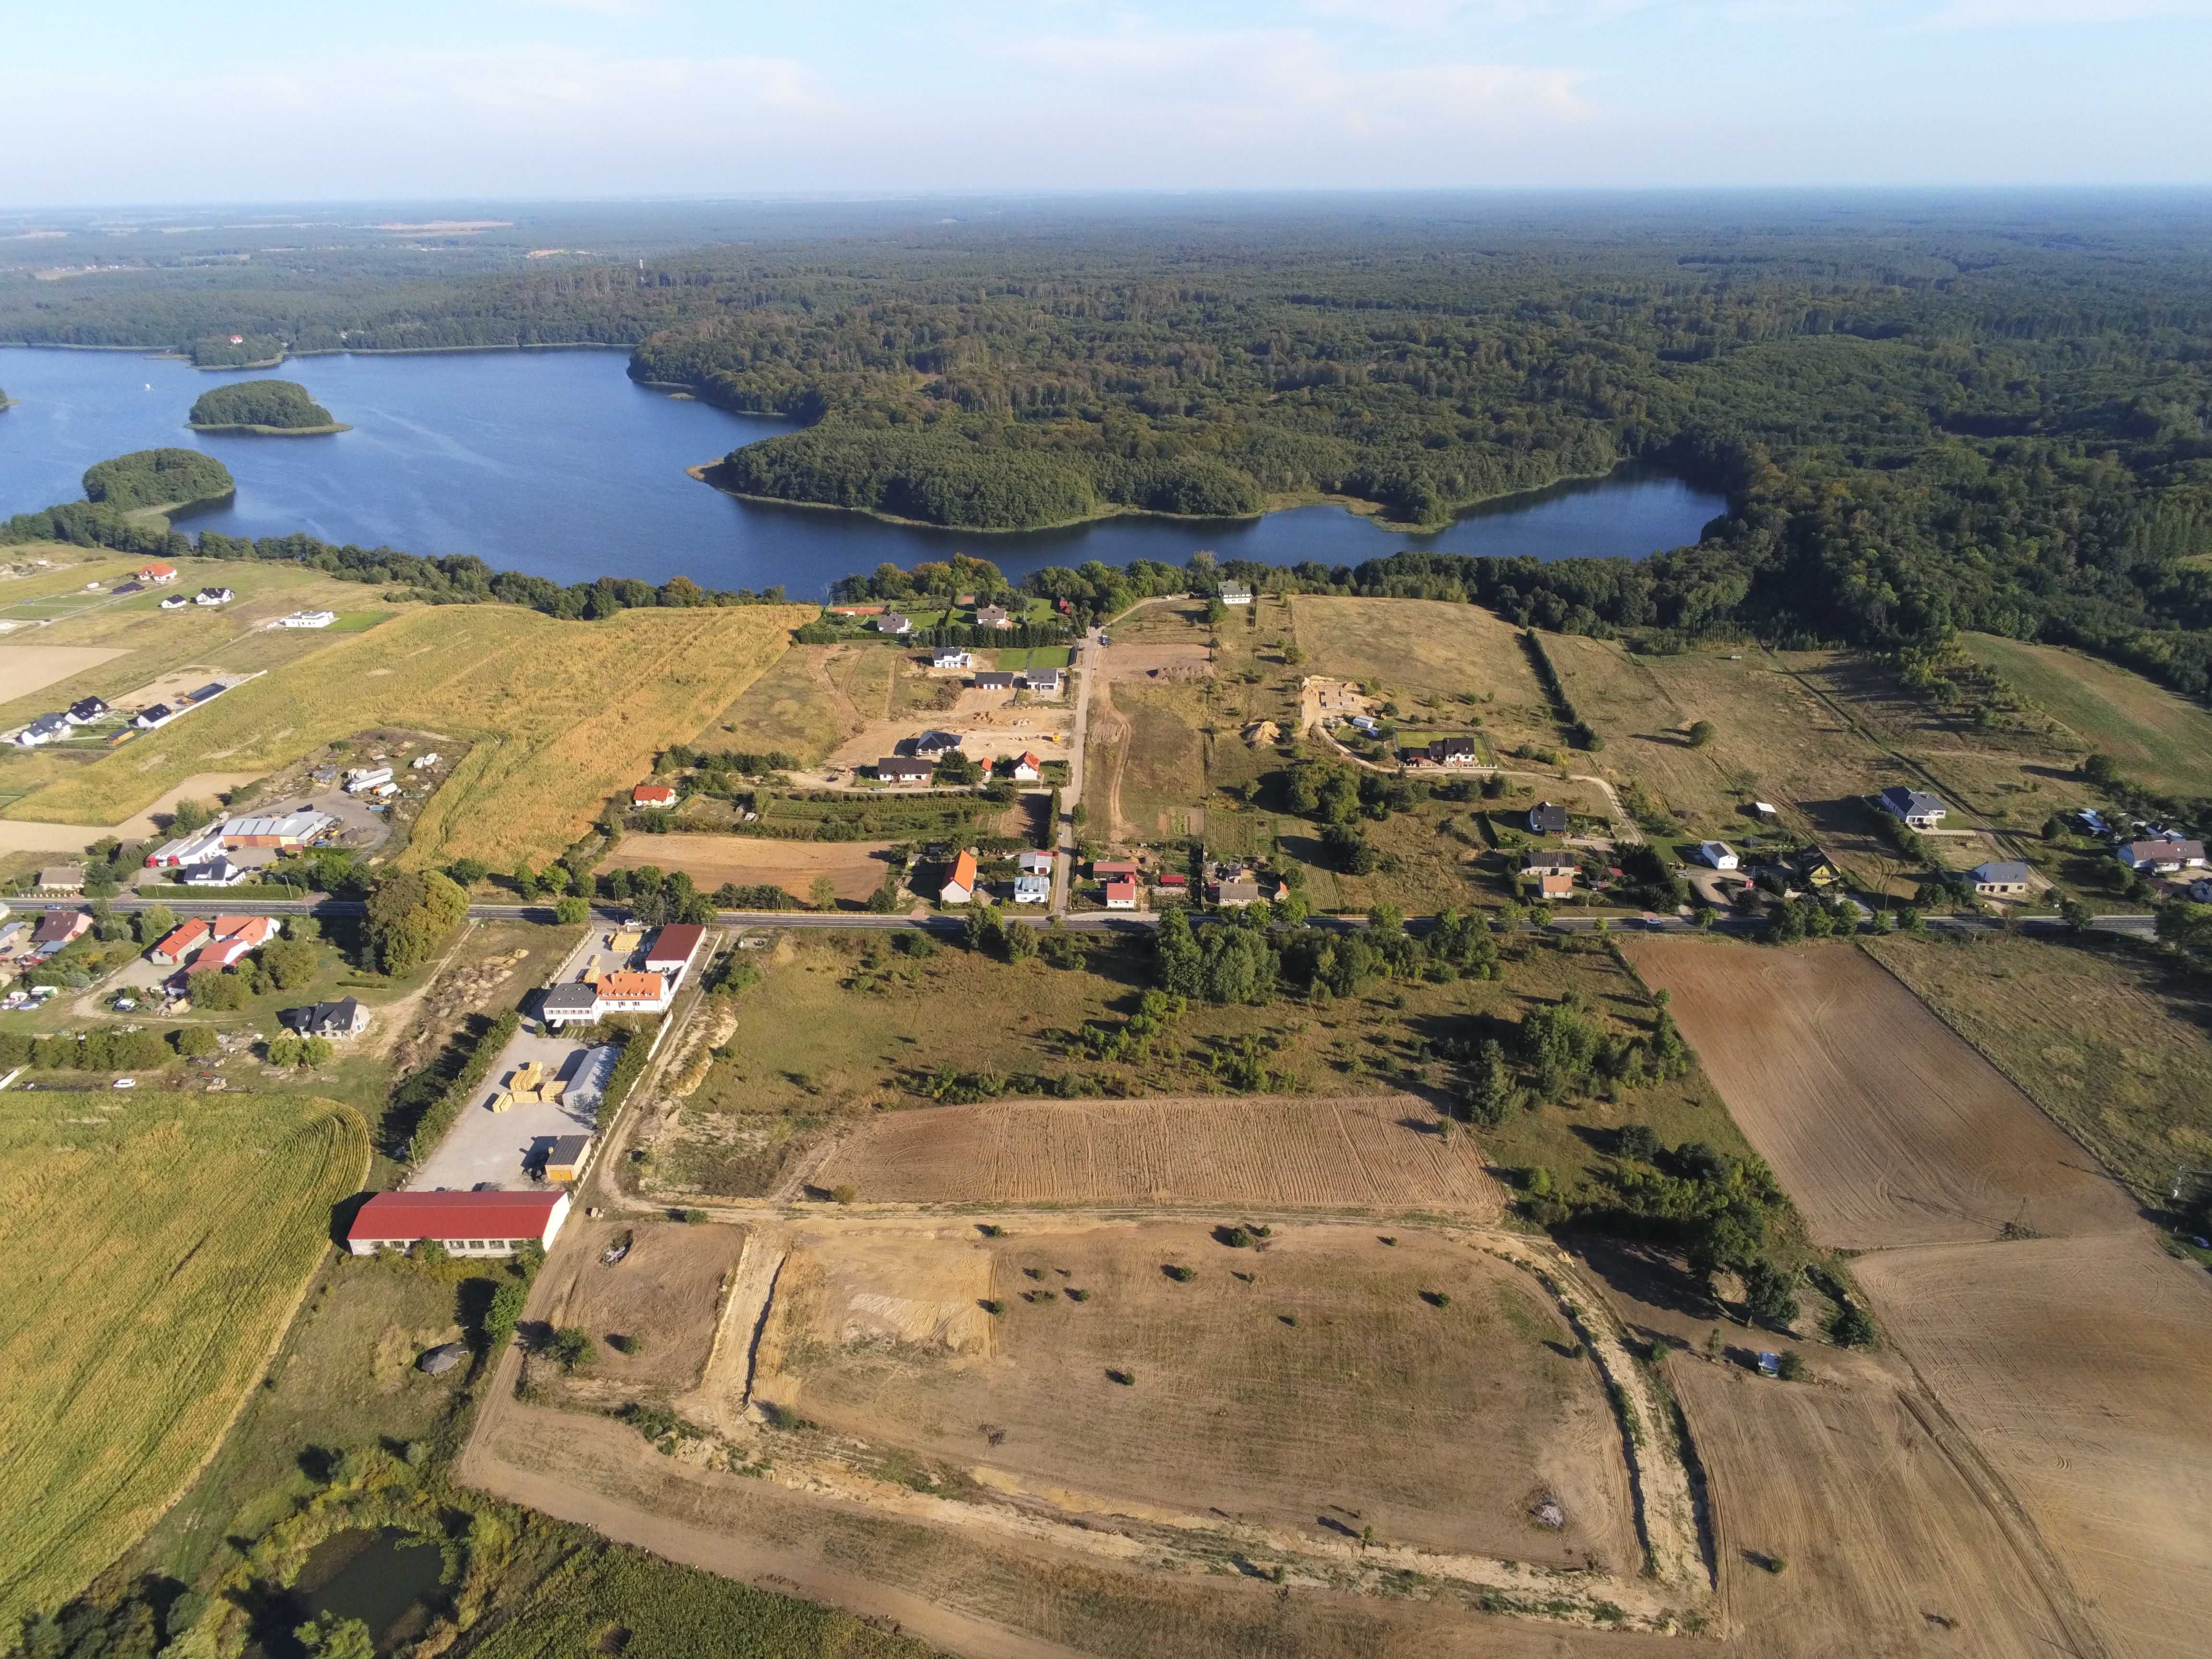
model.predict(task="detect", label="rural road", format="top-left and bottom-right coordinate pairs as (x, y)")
top-left (1051, 623), bottom-right (1103, 914)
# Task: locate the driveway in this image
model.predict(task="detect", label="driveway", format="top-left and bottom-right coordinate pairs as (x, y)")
top-left (407, 1028), bottom-right (615, 1192)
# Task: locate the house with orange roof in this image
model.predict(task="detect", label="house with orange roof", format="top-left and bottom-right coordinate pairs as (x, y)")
top-left (593, 969), bottom-right (670, 1014)
top-left (137, 561), bottom-right (179, 584)
top-left (632, 782), bottom-right (678, 808)
top-left (940, 849), bottom-right (978, 904)
top-left (149, 917), bottom-right (212, 965)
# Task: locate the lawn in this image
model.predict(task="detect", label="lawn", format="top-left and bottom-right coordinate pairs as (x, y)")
top-left (3, 602), bottom-right (808, 868)
top-left (994, 646), bottom-right (1071, 672)
top-left (1863, 931), bottom-right (2212, 1202)
top-left (0, 1091), bottom-right (369, 1626)
top-left (1960, 632), bottom-right (2212, 799)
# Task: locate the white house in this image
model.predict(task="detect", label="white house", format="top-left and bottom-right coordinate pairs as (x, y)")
top-left (1970, 860), bottom-right (2033, 898)
top-left (1010, 751), bottom-right (1043, 782)
top-left (875, 612), bottom-right (913, 635)
top-left (941, 850), bottom-right (979, 904)
top-left (1104, 879), bottom-right (1139, 910)
top-left (158, 594), bottom-right (189, 610)
top-left (279, 610), bottom-right (336, 629)
top-left (194, 587), bottom-right (234, 606)
top-left (1697, 841), bottom-right (1740, 871)
top-left (933, 648), bottom-right (974, 670)
top-left (1013, 874), bottom-right (1051, 904)
top-left (1017, 849), bottom-right (1055, 875)
top-left (1219, 581), bottom-right (1253, 605)
top-left (1877, 785), bottom-right (1948, 830)
top-left (15, 713), bottom-right (69, 747)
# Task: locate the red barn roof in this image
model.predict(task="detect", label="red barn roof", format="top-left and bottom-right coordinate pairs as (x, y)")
top-left (349, 1190), bottom-right (564, 1245)
top-left (645, 923), bottom-right (704, 968)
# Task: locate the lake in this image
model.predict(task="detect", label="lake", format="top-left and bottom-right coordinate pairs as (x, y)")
top-left (0, 347), bottom-right (1727, 596)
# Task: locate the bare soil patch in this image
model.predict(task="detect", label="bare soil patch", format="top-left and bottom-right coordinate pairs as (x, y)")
top-left (605, 833), bottom-right (896, 903)
top-left (747, 1219), bottom-right (1636, 1568)
top-left (1856, 1231), bottom-right (2212, 1659)
top-left (547, 1218), bottom-right (748, 1397)
top-left (0, 644), bottom-right (127, 705)
top-left (810, 1095), bottom-right (1503, 1216)
top-left (1096, 641), bottom-right (1212, 685)
top-left (1619, 939), bottom-right (2139, 1249)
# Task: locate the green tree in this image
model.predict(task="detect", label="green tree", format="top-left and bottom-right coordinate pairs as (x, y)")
top-left (484, 1279), bottom-right (528, 1347)
top-left (810, 873), bottom-right (838, 912)
top-left (266, 1033), bottom-right (303, 1066)
top-left (1744, 1259), bottom-right (1801, 1329)
top-left (132, 903), bottom-right (176, 946)
top-left (259, 935), bottom-right (320, 990)
top-left (174, 1024), bottom-right (219, 1058)
top-left (1153, 905), bottom-right (1203, 997)
top-left (294, 1614), bottom-right (374, 1659)
top-left (365, 868), bottom-right (469, 974)
top-left (1464, 1038), bottom-right (1512, 1126)
top-left (1686, 720), bottom-right (1717, 747)
top-left (301, 1034), bottom-right (334, 1068)
top-left (554, 893), bottom-right (589, 924)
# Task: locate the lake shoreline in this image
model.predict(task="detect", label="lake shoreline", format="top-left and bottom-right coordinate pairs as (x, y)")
top-left (187, 421), bottom-right (351, 437)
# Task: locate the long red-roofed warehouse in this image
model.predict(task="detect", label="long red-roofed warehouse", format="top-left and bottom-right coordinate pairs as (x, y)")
top-left (345, 1190), bottom-right (570, 1258)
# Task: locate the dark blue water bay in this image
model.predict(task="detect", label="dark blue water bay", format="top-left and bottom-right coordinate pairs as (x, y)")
top-left (0, 347), bottom-right (1726, 596)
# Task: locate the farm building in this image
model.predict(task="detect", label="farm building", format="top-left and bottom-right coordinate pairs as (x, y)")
top-left (644, 923), bottom-right (706, 977)
top-left (975, 604), bottom-right (1013, 629)
top-left (2116, 838), bottom-right (2207, 874)
top-left (876, 756), bottom-right (934, 784)
top-left (137, 561), bottom-right (178, 584)
top-left (934, 648), bottom-right (974, 670)
top-left (279, 610), bottom-right (335, 628)
top-left (16, 713), bottom-right (69, 747)
top-left (541, 1135), bottom-right (593, 1183)
top-left (283, 997), bottom-right (371, 1039)
top-left (1349, 715), bottom-right (1381, 736)
top-left (1970, 861), bottom-right (2033, 898)
top-left (1878, 785), bottom-right (1948, 830)
top-left (1010, 751), bottom-right (1043, 781)
top-left (1750, 801), bottom-right (1780, 820)
top-left (1219, 581), bottom-right (1253, 605)
top-left (631, 782), bottom-right (678, 808)
top-left (1017, 849), bottom-right (1055, 875)
top-left (1522, 850), bottom-right (1577, 879)
top-left (941, 849), bottom-right (979, 905)
top-left (346, 1190), bottom-right (571, 1258)
top-left (35, 870), bottom-right (85, 897)
top-left (874, 612), bottom-right (913, 635)
top-left (1103, 880), bottom-right (1139, 910)
top-left (1013, 874), bottom-right (1051, 904)
top-left (222, 809), bottom-right (335, 848)
top-left (150, 918), bottom-right (213, 964)
top-left (1697, 841), bottom-right (1740, 871)
top-left (1528, 801), bottom-right (1569, 835)
top-left (65, 697), bottom-right (108, 726)
top-left (1091, 860), bottom-right (1139, 879)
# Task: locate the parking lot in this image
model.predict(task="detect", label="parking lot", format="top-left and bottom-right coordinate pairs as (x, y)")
top-left (405, 1028), bottom-right (614, 1193)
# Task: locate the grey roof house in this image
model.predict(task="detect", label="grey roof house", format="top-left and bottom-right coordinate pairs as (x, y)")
top-left (1528, 801), bottom-right (1569, 835)
top-left (1877, 785), bottom-right (1948, 829)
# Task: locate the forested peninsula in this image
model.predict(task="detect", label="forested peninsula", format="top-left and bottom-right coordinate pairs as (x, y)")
top-left (2, 201), bottom-right (2209, 699)
top-left (81, 449), bottom-right (234, 513)
top-left (187, 379), bottom-right (347, 434)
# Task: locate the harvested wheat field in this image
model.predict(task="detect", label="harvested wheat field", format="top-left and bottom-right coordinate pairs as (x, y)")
top-left (0, 644), bottom-right (127, 704)
top-left (810, 1095), bottom-right (1503, 1215)
top-left (603, 833), bottom-right (897, 904)
top-left (3, 603), bottom-right (808, 868)
top-left (747, 1219), bottom-right (1635, 1568)
top-left (1672, 1354), bottom-right (2085, 1658)
top-left (1855, 1231), bottom-right (2212, 1659)
top-left (544, 1218), bottom-right (748, 1398)
top-left (1621, 939), bottom-right (2138, 1249)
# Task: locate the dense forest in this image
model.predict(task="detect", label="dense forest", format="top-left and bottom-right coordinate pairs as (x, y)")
top-left (80, 448), bottom-right (234, 513)
top-left (187, 378), bottom-right (339, 430)
top-left (4, 198), bottom-right (2211, 691)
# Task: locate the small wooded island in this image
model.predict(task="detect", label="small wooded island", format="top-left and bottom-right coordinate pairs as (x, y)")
top-left (187, 379), bottom-right (348, 435)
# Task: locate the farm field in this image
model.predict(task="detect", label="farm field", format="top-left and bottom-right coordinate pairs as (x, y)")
top-left (808, 1094), bottom-right (1503, 1214)
top-left (603, 832), bottom-right (898, 905)
top-left (1959, 631), bottom-right (2212, 798)
top-left (0, 643), bottom-right (128, 704)
top-left (1619, 938), bottom-right (2139, 1249)
top-left (1287, 596), bottom-right (1549, 724)
top-left (1854, 1231), bottom-right (2212, 1659)
top-left (0, 1091), bottom-right (368, 1626)
top-left (1862, 932), bottom-right (2212, 1201)
top-left (745, 1219), bottom-right (1636, 1568)
top-left (703, 642), bottom-right (871, 761)
top-left (1, 601), bottom-right (808, 868)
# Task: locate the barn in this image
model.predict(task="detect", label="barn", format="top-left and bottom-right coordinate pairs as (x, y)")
top-left (346, 1190), bottom-right (571, 1258)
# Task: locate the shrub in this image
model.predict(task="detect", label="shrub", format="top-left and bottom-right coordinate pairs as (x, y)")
top-left (1161, 1263), bottom-right (1195, 1282)
top-left (547, 1326), bottom-right (595, 1371)
top-left (483, 1279), bottom-right (527, 1347)
top-left (1831, 1304), bottom-right (1877, 1348)
top-left (1777, 1350), bottom-right (1804, 1381)
top-left (1687, 720), bottom-right (1717, 747)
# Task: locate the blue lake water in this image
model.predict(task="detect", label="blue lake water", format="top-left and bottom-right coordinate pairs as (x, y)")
top-left (0, 347), bottom-right (1726, 596)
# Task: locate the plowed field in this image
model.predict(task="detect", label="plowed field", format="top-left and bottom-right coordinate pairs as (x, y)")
top-left (1619, 939), bottom-right (2138, 1248)
top-left (1854, 1232), bottom-right (2212, 1659)
top-left (809, 1094), bottom-right (1503, 1216)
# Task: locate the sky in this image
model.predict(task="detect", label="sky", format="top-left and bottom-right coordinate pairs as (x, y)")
top-left (5, 0), bottom-right (2208, 202)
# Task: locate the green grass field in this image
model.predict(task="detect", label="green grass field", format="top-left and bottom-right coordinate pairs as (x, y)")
top-left (995, 646), bottom-right (1072, 672)
top-left (0, 1091), bottom-right (368, 1625)
top-left (1960, 633), bottom-right (2212, 798)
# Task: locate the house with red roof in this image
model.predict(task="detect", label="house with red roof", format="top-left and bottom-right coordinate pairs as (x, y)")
top-left (137, 561), bottom-right (179, 584)
top-left (346, 1190), bottom-right (571, 1258)
top-left (632, 782), bottom-right (678, 808)
top-left (940, 849), bottom-right (978, 904)
top-left (1010, 751), bottom-right (1043, 782)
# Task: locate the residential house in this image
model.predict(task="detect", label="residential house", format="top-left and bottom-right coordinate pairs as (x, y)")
top-left (876, 756), bottom-right (934, 784)
top-left (158, 594), bottom-right (189, 610)
top-left (1211, 875), bottom-right (1261, 906)
top-left (941, 849), bottom-right (979, 905)
top-left (283, 997), bottom-right (372, 1038)
top-left (875, 612), bottom-right (913, 635)
top-left (1697, 841), bottom-right (1740, 871)
top-left (1750, 801), bottom-right (1780, 821)
top-left (16, 713), bottom-right (70, 747)
top-left (180, 857), bottom-right (252, 888)
top-left (972, 672), bottom-right (1020, 691)
top-left (222, 809), bottom-right (334, 848)
top-left (593, 970), bottom-right (670, 1015)
top-left (1219, 581), bottom-right (1253, 606)
top-left (1019, 668), bottom-right (1063, 695)
top-left (934, 648), bottom-right (974, 670)
top-left (1426, 736), bottom-right (1477, 767)
top-left (1970, 861), bottom-right (2033, 898)
top-left (541, 1135), bottom-right (593, 1183)
top-left (1537, 871), bottom-right (1576, 900)
top-left (1009, 751), bottom-right (1042, 782)
top-left (65, 697), bottom-right (108, 725)
top-left (34, 909), bottom-right (91, 946)
top-left (1792, 848), bottom-right (1845, 889)
top-left (1104, 880), bottom-right (1139, 910)
top-left (1091, 860), bottom-right (1139, 880)
top-left (2075, 809), bottom-right (2111, 836)
top-left (137, 561), bottom-right (179, 584)
top-left (975, 603), bottom-right (1013, 629)
top-left (194, 587), bottom-right (234, 606)
top-left (1877, 785), bottom-right (1948, 830)
top-left (1017, 849), bottom-right (1055, 876)
top-left (644, 923), bottom-right (706, 979)
top-left (36, 868), bottom-right (85, 896)
top-left (541, 982), bottom-right (601, 1025)
top-left (2116, 838), bottom-right (2207, 875)
top-left (133, 703), bottom-right (181, 730)
top-left (915, 730), bottom-right (964, 757)
top-left (1349, 715), bottom-right (1381, 736)
top-left (278, 610), bottom-right (335, 628)
top-left (1528, 801), bottom-right (1569, 835)
top-left (1521, 850), bottom-right (1578, 879)
top-left (632, 782), bottom-right (678, 808)
top-left (150, 917), bottom-right (213, 965)
top-left (1154, 872), bottom-right (1190, 900)
top-left (1013, 874), bottom-right (1051, 904)
top-left (346, 1190), bottom-right (571, 1258)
